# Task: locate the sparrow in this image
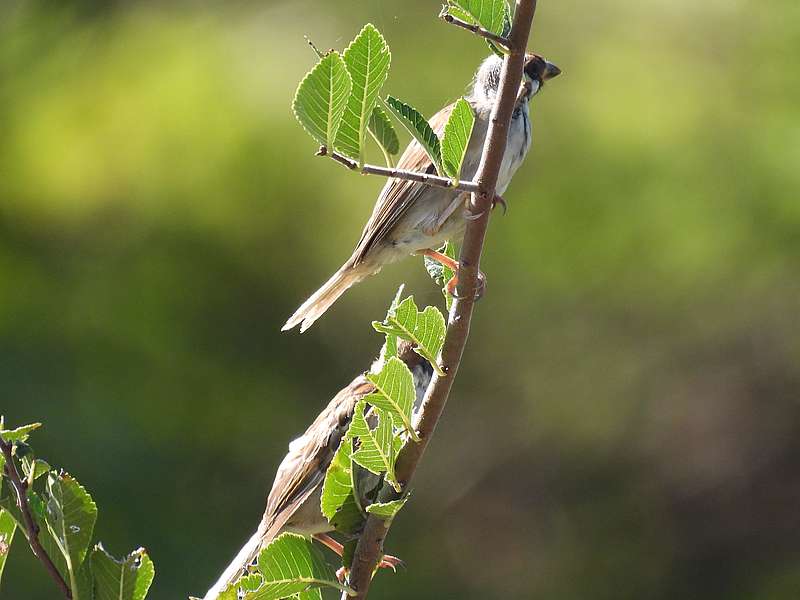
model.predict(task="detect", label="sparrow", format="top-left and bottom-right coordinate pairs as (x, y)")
top-left (203, 340), bottom-right (434, 600)
top-left (282, 53), bottom-right (561, 332)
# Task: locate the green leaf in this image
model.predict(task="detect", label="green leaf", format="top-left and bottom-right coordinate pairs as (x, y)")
top-left (0, 422), bottom-right (42, 443)
top-left (441, 98), bottom-right (475, 180)
top-left (219, 573), bottom-right (263, 600)
top-left (362, 357), bottom-right (420, 441)
top-left (424, 241), bottom-right (457, 310)
top-left (365, 497), bottom-right (408, 520)
top-left (486, 2), bottom-right (512, 56)
top-left (368, 104), bottom-right (400, 167)
top-left (336, 24), bottom-right (392, 164)
top-left (293, 589), bottom-right (322, 600)
top-left (341, 539), bottom-right (358, 571)
top-left (447, 0), bottom-right (509, 36)
top-left (0, 509), bottom-right (17, 586)
top-left (380, 285), bottom-right (406, 360)
top-left (244, 533), bottom-right (349, 599)
top-left (320, 437), bottom-right (354, 521)
top-left (320, 438), bottom-right (364, 534)
top-left (373, 297), bottom-right (446, 376)
top-left (41, 472), bottom-right (98, 594)
top-left (22, 457), bottom-right (51, 483)
top-left (386, 96), bottom-right (442, 174)
top-left (349, 402), bottom-right (400, 492)
top-left (90, 545), bottom-right (155, 600)
top-left (292, 52), bottom-right (353, 149)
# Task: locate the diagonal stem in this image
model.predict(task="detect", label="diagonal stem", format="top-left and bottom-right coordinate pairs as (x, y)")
top-left (0, 438), bottom-right (72, 599)
top-left (341, 1), bottom-right (538, 598)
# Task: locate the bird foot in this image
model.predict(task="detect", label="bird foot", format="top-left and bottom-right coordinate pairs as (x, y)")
top-left (334, 553), bottom-right (403, 584)
top-left (493, 194), bottom-right (508, 214)
top-left (445, 270), bottom-right (487, 300)
top-left (463, 194), bottom-right (507, 221)
top-left (418, 248), bottom-right (487, 301)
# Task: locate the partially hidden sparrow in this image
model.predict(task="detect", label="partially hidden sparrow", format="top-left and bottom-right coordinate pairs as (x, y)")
top-left (283, 53), bottom-right (561, 332)
top-left (203, 341), bottom-right (433, 600)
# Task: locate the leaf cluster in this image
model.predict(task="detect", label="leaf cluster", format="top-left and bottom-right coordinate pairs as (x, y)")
top-left (293, 24), bottom-right (476, 180)
top-left (0, 419), bottom-right (155, 600)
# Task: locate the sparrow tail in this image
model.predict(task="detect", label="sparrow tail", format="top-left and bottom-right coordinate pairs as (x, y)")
top-left (203, 524), bottom-right (266, 600)
top-left (282, 263), bottom-right (374, 332)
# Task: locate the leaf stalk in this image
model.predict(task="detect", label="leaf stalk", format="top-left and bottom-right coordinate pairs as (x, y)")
top-left (317, 146), bottom-right (479, 193)
top-left (439, 6), bottom-right (511, 49)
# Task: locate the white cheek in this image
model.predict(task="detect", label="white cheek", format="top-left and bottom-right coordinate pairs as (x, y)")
top-left (529, 80), bottom-right (541, 97)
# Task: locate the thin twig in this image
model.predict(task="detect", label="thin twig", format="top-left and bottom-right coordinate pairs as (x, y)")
top-left (341, 2), bottom-right (538, 598)
top-left (439, 6), bottom-right (511, 49)
top-left (0, 438), bottom-right (72, 598)
top-left (317, 146), bottom-right (480, 193)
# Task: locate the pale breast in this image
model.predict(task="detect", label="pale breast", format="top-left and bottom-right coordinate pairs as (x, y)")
top-left (497, 102), bottom-right (532, 194)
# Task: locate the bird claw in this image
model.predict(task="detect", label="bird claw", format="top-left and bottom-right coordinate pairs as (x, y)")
top-left (335, 554), bottom-right (403, 584)
top-left (446, 270), bottom-right (487, 301)
top-left (464, 194), bottom-right (506, 221)
top-left (379, 553), bottom-right (405, 571)
top-left (492, 194), bottom-right (508, 215)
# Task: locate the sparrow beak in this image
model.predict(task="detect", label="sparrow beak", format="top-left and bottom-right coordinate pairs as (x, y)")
top-left (542, 61), bottom-right (561, 81)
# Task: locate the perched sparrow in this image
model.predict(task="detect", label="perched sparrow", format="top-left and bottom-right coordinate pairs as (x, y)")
top-left (203, 341), bottom-right (433, 600)
top-left (283, 53), bottom-right (561, 332)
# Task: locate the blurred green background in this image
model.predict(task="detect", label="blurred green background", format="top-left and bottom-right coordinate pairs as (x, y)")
top-left (2, 0), bottom-right (799, 598)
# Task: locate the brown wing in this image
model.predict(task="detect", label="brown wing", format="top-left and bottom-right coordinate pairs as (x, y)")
top-left (260, 377), bottom-right (375, 534)
top-left (351, 102), bottom-right (455, 265)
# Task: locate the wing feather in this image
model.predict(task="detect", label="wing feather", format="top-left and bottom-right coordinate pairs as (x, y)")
top-left (261, 378), bottom-right (374, 532)
top-left (351, 103), bottom-right (455, 265)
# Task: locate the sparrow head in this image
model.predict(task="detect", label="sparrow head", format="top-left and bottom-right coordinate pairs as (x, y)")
top-left (523, 53), bottom-right (561, 97)
top-left (470, 52), bottom-right (561, 105)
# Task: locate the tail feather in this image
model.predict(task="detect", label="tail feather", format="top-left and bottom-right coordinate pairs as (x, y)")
top-left (203, 524), bottom-right (266, 600)
top-left (282, 264), bottom-right (373, 332)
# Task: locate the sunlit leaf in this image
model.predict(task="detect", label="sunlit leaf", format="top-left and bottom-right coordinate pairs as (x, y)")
top-left (365, 497), bottom-right (408, 519)
top-left (380, 285), bottom-right (406, 360)
top-left (368, 104), bottom-right (400, 167)
top-left (244, 533), bottom-right (349, 599)
top-left (320, 437), bottom-right (364, 534)
top-left (292, 588), bottom-right (322, 600)
top-left (41, 472), bottom-right (98, 590)
top-left (90, 544), bottom-right (155, 600)
top-left (218, 573), bottom-right (262, 600)
top-left (336, 24), bottom-right (391, 164)
top-left (0, 422), bottom-right (41, 443)
top-left (361, 357), bottom-right (419, 441)
top-left (386, 96), bottom-right (442, 174)
top-left (441, 98), bottom-right (475, 180)
top-left (292, 52), bottom-right (353, 149)
top-left (349, 401), bottom-right (400, 491)
top-left (373, 297), bottom-right (446, 375)
top-left (22, 457), bottom-right (51, 483)
top-left (447, 0), bottom-right (509, 36)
